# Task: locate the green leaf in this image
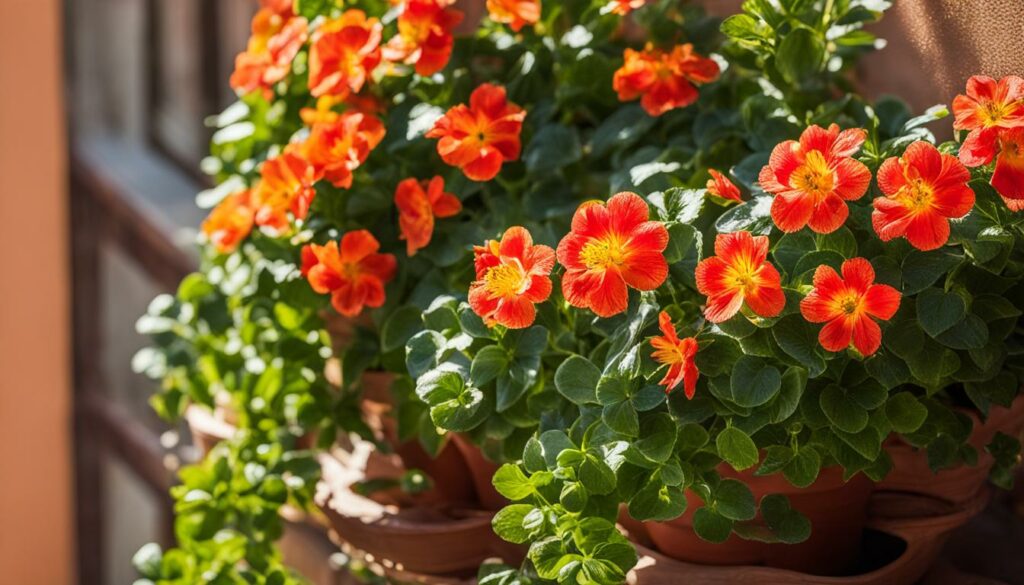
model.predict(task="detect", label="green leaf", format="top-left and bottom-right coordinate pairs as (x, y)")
top-left (816, 226), bottom-right (857, 258)
top-left (715, 195), bottom-right (774, 235)
top-left (524, 125), bottom-right (582, 173)
top-left (717, 427), bottom-right (759, 471)
top-left (132, 543), bottom-right (163, 579)
top-left (902, 251), bottom-right (961, 294)
top-left (382, 305), bottom-right (424, 352)
top-left (770, 367), bottom-right (807, 423)
top-left (820, 384), bottom-right (869, 434)
top-left (760, 494), bottom-right (811, 544)
top-left (731, 356), bottom-right (782, 407)
top-left (693, 507), bottom-right (733, 543)
top-left (591, 104), bottom-right (656, 157)
top-left (783, 448), bottom-right (821, 488)
top-left (721, 14), bottom-right (765, 41)
top-left (406, 331), bottom-right (447, 379)
top-left (580, 454), bottom-right (617, 495)
top-left (916, 288), bottom-right (966, 337)
top-left (632, 413), bottom-right (677, 463)
top-left (715, 479), bottom-right (756, 521)
top-left (775, 27), bottom-right (825, 85)
top-left (935, 315), bottom-right (989, 350)
top-left (492, 504), bottom-right (535, 544)
top-left (772, 315), bottom-right (827, 377)
top-left (629, 479), bottom-right (687, 521)
top-left (471, 346), bottom-right (509, 387)
top-left (492, 464), bottom-right (533, 501)
top-left (294, 0), bottom-right (337, 20)
top-left (555, 356), bottom-right (601, 405)
top-left (603, 401), bottom-right (640, 437)
top-left (886, 392), bottom-right (928, 434)
top-left (665, 223), bottom-right (697, 264)
top-left (529, 537), bottom-right (573, 580)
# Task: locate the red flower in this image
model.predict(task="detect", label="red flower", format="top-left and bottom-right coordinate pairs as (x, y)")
top-left (606, 0), bottom-right (647, 15)
top-left (252, 152), bottom-right (318, 233)
top-left (991, 127), bottom-right (1024, 200)
top-left (300, 111), bottom-right (386, 188)
top-left (759, 124), bottom-right (872, 234)
top-left (468, 227), bottom-right (555, 329)
top-left (799, 258), bottom-right (901, 356)
top-left (301, 231), bottom-right (397, 317)
top-left (872, 141), bottom-right (974, 251)
top-left (486, 0), bottom-right (540, 32)
top-left (706, 168), bottom-right (741, 202)
top-left (395, 176), bottom-right (462, 256)
top-left (230, 9), bottom-right (308, 98)
top-left (952, 75), bottom-right (1024, 165)
top-left (613, 44), bottom-right (719, 117)
top-left (695, 231), bottom-right (785, 323)
top-left (426, 83), bottom-right (526, 182)
top-left (308, 10), bottom-right (383, 99)
top-left (556, 192), bottom-right (669, 318)
top-left (650, 311), bottom-right (699, 398)
top-left (201, 190), bottom-right (255, 254)
top-left (383, 0), bottom-right (464, 76)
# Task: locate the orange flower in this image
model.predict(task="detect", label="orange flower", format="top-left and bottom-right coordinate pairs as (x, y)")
top-left (759, 124), bottom-right (872, 234)
top-left (991, 127), bottom-right (1024, 200)
top-left (201, 190), bottom-right (255, 254)
top-left (799, 258), bottom-right (901, 356)
top-left (872, 141), bottom-right (974, 251)
top-left (650, 311), bottom-right (699, 397)
top-left (706, 169), bottom-right (741, 202)
top-left (308, 10), bottom-right (383, 99)
top-left (613, 44), bottom-right (719, 117)
top-left (383, 0), bottom-right (464, 76)
top-left (300, 111), bottom-right (386, 188)
top-left (252, 152), bottom-right (318, 233)
top-left (695, 231), bottom-right (785, 323)
top-left (301, 231), bottom-right (397, 317)
top-left (556, 192), bottom-right (669, 318)
top-left (395, 176), bottom-right (462, 256)
top-left (230, 9), bottom-right (308, 98)
top-left (425, 83), bottom-right (526, 182)
top-left (606, 0), bottom-right (647, 15)
top-left (486, 0), bottom-right (540, 32)
top-left (952, 75), bottom-right (1024, 165)
top-left (300, 94), bottom-right (386, 126)
top-left (468, 227), bottom-right (555, 329)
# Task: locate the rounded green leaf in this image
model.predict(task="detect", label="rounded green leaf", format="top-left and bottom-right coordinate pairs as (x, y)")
top-left (716, 427), bottom-right (759, 471)
top-left (555, 355), bottom-right (601, 405)
top-left (731, 356), bottom-right (782, 407)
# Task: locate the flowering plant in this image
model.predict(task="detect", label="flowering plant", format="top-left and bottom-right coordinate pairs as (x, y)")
top-left (133, 0), bottom-right (1024, 583)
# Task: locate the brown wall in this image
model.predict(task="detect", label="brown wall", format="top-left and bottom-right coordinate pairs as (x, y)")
top-left (0, 0), bottom-right (72, 583)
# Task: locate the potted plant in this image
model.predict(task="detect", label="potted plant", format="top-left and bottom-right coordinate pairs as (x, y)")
top-left (131, 0), bottom-right (1024, 583)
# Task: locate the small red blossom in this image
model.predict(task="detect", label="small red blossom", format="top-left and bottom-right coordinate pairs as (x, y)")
top-left (308, 10), bottom-right (383, 99)
top-left (613, 44), bottom-right (719, 117)
top-left (383, 0), bottom-right (464, 76)
top-left (759, 124), bottom-right (872, 234)
top-left (395, 176), bottom-right (462, 256)
top-left (799, 258), bottom-right (901, 356)
top-left (202, 190), bottom-right (255, 254)
top-left (468, 227), bottom-right (555, 329)
top-left (300, 111), bottom-right (386, 188)
top-left (606, 0), bottom-right (647, 15)
top-left (952, 75), bottom-right (1024, 166)
top-left (650, 311), bottom-right (699, 398)
top-left (991, 127), bottom-right (1024, 200)
top-left (252, 152), bottom-right (318, 233)
top-left (706, 168), bottom-right (742, 202)
top-left (872, 141), bottom-right (975, 251)
top-left (425, 83), bottom-right (526, 182)
top-left (230, 9), bottom-right (308, 98)
top-left (695, 231), bottom-right (785, 323)
top-left (301, 231), bottom-right (397, 317)
top-left (486, 0), bottom-right (540, 32)
top-left (557, 192), bottom-right (669, 318)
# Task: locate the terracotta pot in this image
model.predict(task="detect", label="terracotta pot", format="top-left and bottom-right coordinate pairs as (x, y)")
top-left (645, 466), bottom-right (875, 576)
top-left (450, 433), bottom-right (507, 511)
top-left (316, 452), bottom-right (522, 576)
top-left (630, 489), bottom-right (989, 584)
top-left (881, 394), bottom-right (1024, 504)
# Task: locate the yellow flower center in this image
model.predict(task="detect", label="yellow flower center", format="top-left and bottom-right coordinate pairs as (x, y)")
top-left (484, 262), bottom-right (527, 298)
top-left (723, 255), bottom-right (759, 295)
top-left (791, 150), bottom-right (835, 199)
top-left (836, 291), bottom-right (864, 316)
top-left (981, 101), bottom-right (1013, 127)
top-left (897, 178), bottom-right (935, 214)
top-left (579, 237), bottom-right (626, 271)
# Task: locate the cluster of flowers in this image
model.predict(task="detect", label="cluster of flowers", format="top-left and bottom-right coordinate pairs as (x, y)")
top-left (203, 0), bottom-right (1023, 411)
top-left (203, 0), bottom-right (718, 317)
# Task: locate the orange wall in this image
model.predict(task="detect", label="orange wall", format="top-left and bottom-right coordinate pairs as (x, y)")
top-left (0, 0), bottom-right (73, 583)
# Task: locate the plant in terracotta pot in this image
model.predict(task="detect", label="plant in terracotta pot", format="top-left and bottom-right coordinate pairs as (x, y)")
top-left (129, 0), bottom-right (1024, 583)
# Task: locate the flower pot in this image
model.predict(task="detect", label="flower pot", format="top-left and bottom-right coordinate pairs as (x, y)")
top-left (450, 432), bottom-right (506, 511)
top-left (316, 451), bottom-right (522, 576)
top-left (645, 466), bottom-right (875, 576)
top-left (881, 394), bottom-right (1024, 504)
top-left (631, 489), bottom-right (989, 584)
